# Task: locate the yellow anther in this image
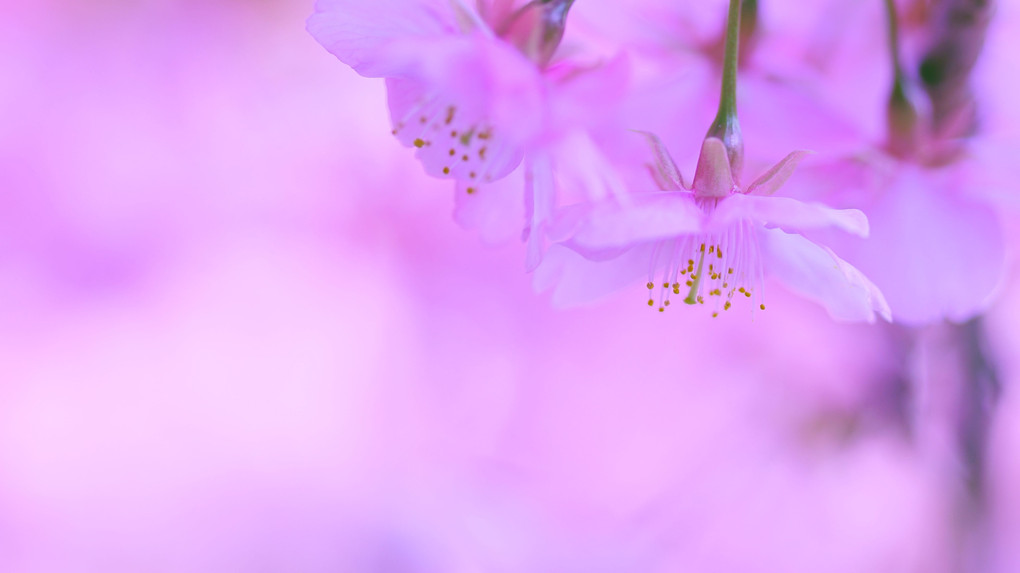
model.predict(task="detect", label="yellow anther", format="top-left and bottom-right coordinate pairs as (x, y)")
top-left (646, 282), bottom-right (654, 290)
top-left (760, 304), bottom-right (766, 310)
top-left (443, 167), bottom-right (450, 175)
top-left (724, 301), bottom-right (732, 310)
top-left (413, 138), bottom-right (425, 148)
top-left (466, 187), bottom-right (476, 194)
top-left (648, 299), bottom-right (654, 306)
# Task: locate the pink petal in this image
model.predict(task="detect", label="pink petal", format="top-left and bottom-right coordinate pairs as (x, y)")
top-left (476, 41), bottom-right (547, 145)
top-left (711, 194), bottom-right (870, 237)
top-left (546, 54), bottom-right (632, 138)
top-left (380, 34), bottom-right (545, 145)
top-left (745, 150), bottom-right (812, 196)
top-left (549, 193), bottom-right (703, 252)
top-left (306, 0), bottom-right (453, 77)
top-left (385, 76), bottom-right (432, 146)
top-left (452, 170), bottom-right (525, 246)
top-left (384, 69), bottom-right (524, 182)
top-left (823, 170), bottom-right (1006, 325)
top-left (760, 228), bottom-right (890, 323)
top-left (692, 137), bottom-right (735, 198)
top-left (524, 155), bottom-right (556, 271)
top-left (738, 78), bottom-right (866, 158)
top-left (533, 244), bottom-right (655, 307)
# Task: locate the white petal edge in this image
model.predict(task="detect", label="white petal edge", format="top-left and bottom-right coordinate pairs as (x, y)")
top-left (760, 227), bottom-right (891, 323)
top-left (711, 194), bottom-right (870, 237)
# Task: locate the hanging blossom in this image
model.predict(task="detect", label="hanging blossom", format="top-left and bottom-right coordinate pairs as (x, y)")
top-left (787, 0), bottom-right (1008, 326)
top-left (538, 0), bottom-right (888, 321)
top-left (540, 134), bottom-right (890, 321)
top-left (795, 148), bottom-right (1005, 326)
top-left (576, 0), bottom-right (869, 164)
top-left (307, 0), bottom-right (628, 266)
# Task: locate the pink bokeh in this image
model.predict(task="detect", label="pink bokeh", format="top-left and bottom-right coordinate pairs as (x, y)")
top-left (1, 1), bottom-right (1019, 571)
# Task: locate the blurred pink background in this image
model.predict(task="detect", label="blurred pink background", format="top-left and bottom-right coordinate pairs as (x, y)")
top-left (1, 1), bottom-right (1019, 571)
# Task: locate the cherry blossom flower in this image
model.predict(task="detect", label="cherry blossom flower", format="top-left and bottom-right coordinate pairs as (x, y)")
top-left (307, 0), bottom-right (627, 267)
top-left (309, 0), bottom-right (527, 183)
top-left (538, 0), bottom-right (888, 322)
top-left (541, 134), bottom-right (890, 322)
top-left (784, 0), bottom-right (1009, 326)
top-left (793, 146), bottom-right (1005, 326)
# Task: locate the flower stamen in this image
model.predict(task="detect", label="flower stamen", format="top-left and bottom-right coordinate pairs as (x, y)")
top-left (645, 220), bottom-right (766, 315)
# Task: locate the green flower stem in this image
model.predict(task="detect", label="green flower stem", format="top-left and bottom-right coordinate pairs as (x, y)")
top-left (706, 0), bottom-right (744, 176)
top-left (883, 0), bottom-right (921, 156)
top-left (740, 0), bottom-right (759, 57)
top-left (884, 0), bottom-right (908, 105)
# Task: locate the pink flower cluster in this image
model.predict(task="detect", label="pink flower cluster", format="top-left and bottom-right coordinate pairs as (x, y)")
top-left (5, 1), bottom-right (1020, 571)
top-left (308, 0), bottom-right (1013, 326)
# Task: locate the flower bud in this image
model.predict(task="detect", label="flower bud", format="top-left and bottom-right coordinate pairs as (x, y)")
top-left (886, 79), bottom-right (929, 159)
top-left (918, 0), bottom-right (991, 138)
top-left (500, 0), bottom-right (576, 68)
